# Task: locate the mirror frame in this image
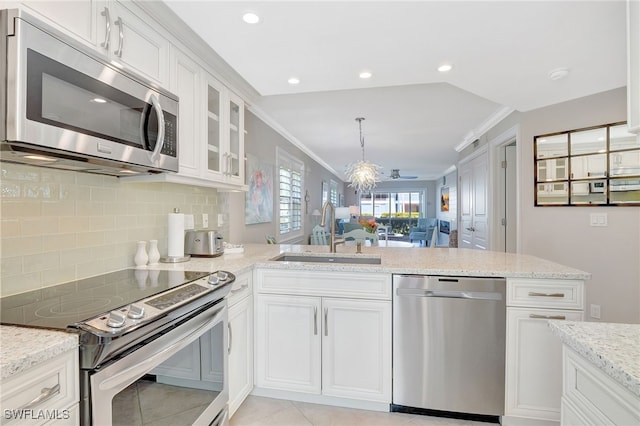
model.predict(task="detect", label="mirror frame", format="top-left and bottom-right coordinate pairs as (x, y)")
top-left (534, 121), bottom-right (640, 206)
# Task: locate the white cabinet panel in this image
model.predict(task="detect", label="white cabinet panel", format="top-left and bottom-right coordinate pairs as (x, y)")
top-left (15, 0), bottom-right (99, 47)
top-left (170, 48), bottom-right (201, 178)
top-left (506, 308), bottom-right (583, 422)
top-left (1, 350), bottom-right (79, 426)
top-left (322, 298), bottom-right (391, 402)
top-left (561, 346), bottom-right (640, 425)
top-left (228, 295), bottom-right (253, 418)
top-left (255, 294), bottom-right (322, 394)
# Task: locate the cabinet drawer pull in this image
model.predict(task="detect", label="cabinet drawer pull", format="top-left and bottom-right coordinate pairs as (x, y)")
top-left (528, 291), bottom-right (565, 298)
top-left (17, 383), bottom-right (60, 411)
top-left (313, 306), bottom-right (318, 335)
top-left (230, 284), bottom-right (249, 295)
top-left (529, 314), bottom-right (566, 320)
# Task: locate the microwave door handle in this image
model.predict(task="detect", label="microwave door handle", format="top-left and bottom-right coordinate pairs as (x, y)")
top-left (148, 94), bottom-right (165, 164)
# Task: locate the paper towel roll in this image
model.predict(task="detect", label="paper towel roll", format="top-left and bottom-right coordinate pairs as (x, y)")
top-left (167, 212), bottom-right (185, 257)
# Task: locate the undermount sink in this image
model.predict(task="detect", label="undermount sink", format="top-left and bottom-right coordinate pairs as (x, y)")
top-left (271, 253), bottom-right (382, 265)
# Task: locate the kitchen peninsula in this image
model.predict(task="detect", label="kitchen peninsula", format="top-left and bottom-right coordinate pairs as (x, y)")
top-left (2, 245), bottom-right (590, 425)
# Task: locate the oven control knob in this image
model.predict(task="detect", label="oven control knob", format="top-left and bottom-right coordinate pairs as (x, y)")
top-left (217, 271), bottom-right (228, 281)
top-left (127, 304), bottom-right (145, 319)
top-left (106, 310), bottom-right (127, 328)
top-left (208, 275), bottom-right (220, 285)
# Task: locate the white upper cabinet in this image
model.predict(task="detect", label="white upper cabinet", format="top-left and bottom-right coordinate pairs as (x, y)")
top-left (203, 72), bottom-right (245, 187)
top-left (170, 48), bottom-right (201, 178)
top-left (95, 1), bottom-right (169, 86)
top-left (11, 0), bottom-right (100, 47)
top-left (13, 0), bottom-right (169, 87)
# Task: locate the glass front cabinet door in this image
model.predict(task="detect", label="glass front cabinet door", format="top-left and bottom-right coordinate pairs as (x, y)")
top-left (204, 72), bottom-right (245, 186)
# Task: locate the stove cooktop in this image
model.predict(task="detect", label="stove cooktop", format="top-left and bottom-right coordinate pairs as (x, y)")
top-left (0, 269), bottom-right (211, 330)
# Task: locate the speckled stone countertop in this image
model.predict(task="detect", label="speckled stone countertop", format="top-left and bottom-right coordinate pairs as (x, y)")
top-left (0, 244), bottom-right (588, 381)
top-left (549, 321), bottom-right (640, 397)
top-left (143, 243), bottom-right (590, 280)
top-left (0, 326), bottom-right (78, 379)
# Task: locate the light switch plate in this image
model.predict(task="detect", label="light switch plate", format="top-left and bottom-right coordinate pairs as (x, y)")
top-left (590, 213), bottom-right (608, 227)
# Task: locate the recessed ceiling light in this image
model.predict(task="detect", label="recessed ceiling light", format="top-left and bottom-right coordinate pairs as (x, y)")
top-left (242, 12), bottom-right (260, 24)
top-left (288, 77), bottom-right (300, 85)
top-left (438, 64), bottom-right (453, 72)
top-left (359, 71), bottom-right (372, 79)
top-left (548, 67), bottom-right (570, 81)
top-left (91, 97), bottom-right (107, 103)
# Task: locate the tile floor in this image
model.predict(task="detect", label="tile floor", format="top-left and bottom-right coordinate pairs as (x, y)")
top-left (230, 396), bottom-right (492, 426)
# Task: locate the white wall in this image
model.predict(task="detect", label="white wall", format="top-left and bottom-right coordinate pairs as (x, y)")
top-left (227, 110), bottom-right (344, 245)
top-left (491, 87), bottom-right (640, 324)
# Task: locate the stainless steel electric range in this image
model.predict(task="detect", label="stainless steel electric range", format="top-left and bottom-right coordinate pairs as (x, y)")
top-left (1, 268), bottom-right (234, 426)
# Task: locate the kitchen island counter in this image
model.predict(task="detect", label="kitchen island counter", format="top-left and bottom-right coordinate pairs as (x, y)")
top-left (151, 243), bottom-right (590, 280)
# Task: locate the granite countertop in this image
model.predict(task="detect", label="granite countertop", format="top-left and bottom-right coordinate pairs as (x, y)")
top-left (549, 321), bottom-right (640, 398)
top-left (145, 243), bottom-right (591, 280)
top-left (0, 244), bottom-right (589, 380)
top-left (0, 326), bottom-right (78, 379)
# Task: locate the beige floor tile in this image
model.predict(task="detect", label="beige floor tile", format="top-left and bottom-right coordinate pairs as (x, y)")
top-left (231, 396), bottom-right (491, 426)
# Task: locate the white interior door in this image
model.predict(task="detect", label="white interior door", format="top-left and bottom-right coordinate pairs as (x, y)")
top-left (459, 151), bottom-right (489, 250)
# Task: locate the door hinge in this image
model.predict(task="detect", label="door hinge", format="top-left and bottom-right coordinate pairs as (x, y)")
top-left (501, 218), bottom-right (506, 226)
top-left (501, 160), bottom-right (507, 169)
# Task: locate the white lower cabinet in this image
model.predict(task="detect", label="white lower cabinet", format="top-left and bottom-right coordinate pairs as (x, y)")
top-left (321, 297), bottom-right (391, 401)
top-left (228, 294), bottom-right (254, 417)
top-left (560, 346), bottom-right (640, 426)
top-left (1, 349), bottom-right (79, 426)
top-left (504, 279), bottom-right (585, 425)
top-left (254, 269), bottom-right (392, 405)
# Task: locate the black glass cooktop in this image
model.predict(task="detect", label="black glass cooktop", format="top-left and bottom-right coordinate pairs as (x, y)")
top-left (0, 269), bottom-right (211, 330)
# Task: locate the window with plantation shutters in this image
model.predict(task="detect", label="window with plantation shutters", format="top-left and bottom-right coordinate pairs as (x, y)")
top-left (277, 148), bottom-right (304, 239)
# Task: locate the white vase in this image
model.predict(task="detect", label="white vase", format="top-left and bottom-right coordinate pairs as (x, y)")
top-left (134, 241), bottom-right (148, 267)
top-left (148, 240), bottom-right (160, 265)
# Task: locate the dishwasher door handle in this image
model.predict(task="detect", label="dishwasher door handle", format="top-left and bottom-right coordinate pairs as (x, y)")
top-left (396, 288), bottom-right (503, 301)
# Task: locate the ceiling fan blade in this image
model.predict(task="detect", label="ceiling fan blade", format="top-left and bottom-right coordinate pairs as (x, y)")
top-left (390, 169), bottom-right (418, 179)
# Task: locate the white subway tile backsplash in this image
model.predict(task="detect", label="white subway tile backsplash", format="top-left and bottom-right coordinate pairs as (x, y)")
top-left (0, 164), bottom-right (224, 297)
top-left (22, 252), bottom-right (60, 273)
top-left (2, 236), bottom-right (44, 257)
top-left (20, 217), bottom-right (59, 236)
top-left (43, 234), bottom-right (77, 252)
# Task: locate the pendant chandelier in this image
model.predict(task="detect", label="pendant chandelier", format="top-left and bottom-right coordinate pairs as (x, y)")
top-left (345, 117), bottom-right (382, 193)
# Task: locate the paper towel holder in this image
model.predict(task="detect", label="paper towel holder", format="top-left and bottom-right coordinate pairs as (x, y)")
top-left (161, 208), bottom-right (191, 263)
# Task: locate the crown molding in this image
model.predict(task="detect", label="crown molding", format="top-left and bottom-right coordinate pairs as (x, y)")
top-left (455, 105), bottom-right (515, 152)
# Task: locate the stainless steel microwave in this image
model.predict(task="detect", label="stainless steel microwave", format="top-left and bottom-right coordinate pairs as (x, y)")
top-left (0, 9), bottom-right (179, 176)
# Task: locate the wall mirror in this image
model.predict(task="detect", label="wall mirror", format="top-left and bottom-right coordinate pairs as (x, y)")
top-left (534, 122), bottom-right (640, 206)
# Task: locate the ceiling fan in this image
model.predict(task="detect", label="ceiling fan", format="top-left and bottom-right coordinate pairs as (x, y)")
top-left (389, 169), bottom-right (418, 180)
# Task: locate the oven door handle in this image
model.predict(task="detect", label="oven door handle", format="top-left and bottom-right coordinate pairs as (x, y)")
top-left (97, 308), bottom-right (224, 392)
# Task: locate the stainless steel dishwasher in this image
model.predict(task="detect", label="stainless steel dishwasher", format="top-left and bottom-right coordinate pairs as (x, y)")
top-left (392, 274), bottom-right (506, 422)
